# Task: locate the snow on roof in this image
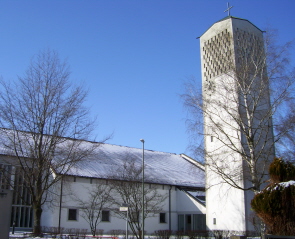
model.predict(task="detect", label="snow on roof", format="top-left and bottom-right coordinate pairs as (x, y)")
top-left (65, 143), bottom-right (205, 188)
top-left (0, 129), bottom-right (205, 189)
top-left (186, 191), bottom-right (206, 206)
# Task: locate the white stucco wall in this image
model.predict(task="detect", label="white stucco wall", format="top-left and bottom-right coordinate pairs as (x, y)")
top-left (176, 190), bottom-right (205, 214)
top-left (41, 176), bottom-right (205, 234)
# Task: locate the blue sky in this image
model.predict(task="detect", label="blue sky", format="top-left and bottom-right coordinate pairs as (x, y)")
top-left (0, 0), bottom-right (294, 157)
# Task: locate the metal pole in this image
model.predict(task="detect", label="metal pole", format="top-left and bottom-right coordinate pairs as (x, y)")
top-left (58, 176), bottom-right (63, 234)
top-left (140, 139), bottom-right (145, 239)
top-left (126, 208), bottom-right (129, 239)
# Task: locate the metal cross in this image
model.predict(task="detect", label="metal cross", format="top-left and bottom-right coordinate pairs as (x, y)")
top-left (224, 2), bottom-right (233, 16)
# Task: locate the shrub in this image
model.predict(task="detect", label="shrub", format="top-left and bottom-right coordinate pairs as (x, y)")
top-left (251, 157), bottom-right (295, 235)
top-left (175, 230), bottom-right (185, 239)
top-left (109, 229), bottom-right (125, 237)
top-left (187, 230), bottom-right (208, 239)
top-left (210, 230), bottom-right (231, 239)
top-left (96, 229), bottom-right (104, 236)
top-left (154, 230), bottom-right (172, 239)
top-left (269, 157), bottom-right (295, 183)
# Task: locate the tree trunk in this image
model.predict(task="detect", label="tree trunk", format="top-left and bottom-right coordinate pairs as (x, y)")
top-left (33, 205), bottom-right (43, 235)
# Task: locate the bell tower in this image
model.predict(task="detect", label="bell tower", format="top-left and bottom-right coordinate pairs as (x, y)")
top-left (200, 16), bottom-right (273, 232)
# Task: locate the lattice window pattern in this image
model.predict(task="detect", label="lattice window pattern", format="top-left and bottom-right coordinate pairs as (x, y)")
top-left (202, 29), bottom-right (233, 81)
top-left (235, 28), bottom-right (264, 70)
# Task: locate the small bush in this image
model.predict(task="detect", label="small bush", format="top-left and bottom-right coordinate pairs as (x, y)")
top-left (187, 230), bottom-right (208, 239)
top-left (96, 229), bottom-right (104, 236)
top-left (210, 230), bottom-right (231, 239)
top-left (109, 229), bottom-right (125, 237)
top-left (251, 157), bottom-right (295, 235)
top-left (154, 230), bottom-right (172, 239)
top-left (66, 228), bottom-right (75, 234)
top-left (175, 230), bottom-right (185, 239)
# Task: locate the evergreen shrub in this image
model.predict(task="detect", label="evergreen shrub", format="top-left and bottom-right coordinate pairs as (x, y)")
top-left (251, 157), bottom-right (295, 235)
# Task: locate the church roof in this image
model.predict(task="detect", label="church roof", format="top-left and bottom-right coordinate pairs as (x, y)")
top-left (0, 129), bottom-right (205, 190)
top-left (216, 16), bottom-right (263, 32)
top-left (199, 16), bottom-right (263, 39)
top-left (66, 143), bottom-right (205, 189)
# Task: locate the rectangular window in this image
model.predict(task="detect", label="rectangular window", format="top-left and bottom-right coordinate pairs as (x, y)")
top-left (131, 211), bottom-right (139, 222)
top-left (211, 136), bottom-right (214, 142)
top-left (186, 214), bottom-right (192, 231)
top-left (213, 218), bottom-right (216, 225)
top-left (193, 214), bottom-right (206, 230)
top-left (101, 210), bottom-right (110, 222)
top-left (159, 213), bottom-right (166, 223)
top-left (178, 214), bottom-right (184, 231)
top-left (68, 209), bottom-right (78, 221)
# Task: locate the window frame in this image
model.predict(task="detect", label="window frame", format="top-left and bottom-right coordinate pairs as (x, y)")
top-left (68, 208), bottom-right (78, 221)
top-left (130, 211), bottom-right (139, 222)
top-left (101, 210), bottom-right (110, 222)
top-left (159, 212), bottom-right (166, 223)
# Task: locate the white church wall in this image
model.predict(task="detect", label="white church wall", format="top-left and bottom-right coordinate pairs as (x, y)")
top-left (41, 176), bottom-right (204, 234)
top-left (176, 190), bottom-right (205, 214)
top-left (203, 73), bottom-right (246, 231)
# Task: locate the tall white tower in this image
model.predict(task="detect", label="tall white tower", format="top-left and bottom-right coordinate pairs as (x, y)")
top-left (200, 16), bottom-right (274, 232)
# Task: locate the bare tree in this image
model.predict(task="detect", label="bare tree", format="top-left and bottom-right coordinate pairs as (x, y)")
top-left (182, 29), bottom-right (295, 194)
top-left (0, 49), bottom-right (101, 235)
top-left (109, 156), bottom-right (167, 239)
top-left (275, 100), bottom-right (295, 161)
top-left (72, 182), bottom-right (113, 236)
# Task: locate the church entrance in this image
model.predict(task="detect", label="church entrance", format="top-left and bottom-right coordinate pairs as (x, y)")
top-left (178, 214), bottom-right (206, 232)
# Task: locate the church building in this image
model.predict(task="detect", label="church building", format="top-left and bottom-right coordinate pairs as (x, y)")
top-left (0, 14), bottom-right (274, 238)
top-left (0, 136), bottom-right (206, 235)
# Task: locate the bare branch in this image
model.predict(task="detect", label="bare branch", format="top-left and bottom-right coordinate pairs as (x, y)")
top-left (182, 28), bottom-right (295, 194)
top-left (0, 49), bottom-right (103, 235)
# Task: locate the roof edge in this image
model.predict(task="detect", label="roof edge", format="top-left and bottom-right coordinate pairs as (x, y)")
top-left (198, 16), bottom-right (263, 39)
top-left (181, 189), bottom-right (206, 207)
top-left (180, 154), bottom-right (205, 171)
top-left (58, 173), bottom-right (204, 189)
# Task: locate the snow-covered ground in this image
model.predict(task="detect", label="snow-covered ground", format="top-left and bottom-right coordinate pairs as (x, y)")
top-left (9, 232), bottom-right (261, 239)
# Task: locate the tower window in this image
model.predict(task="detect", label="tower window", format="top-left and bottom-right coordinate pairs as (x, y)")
top-left (211, 136), bottom-right (214, 142)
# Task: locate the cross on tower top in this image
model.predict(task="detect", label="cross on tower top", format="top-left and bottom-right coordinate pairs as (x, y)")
top-left (224, 2), bottom-right (233, 16)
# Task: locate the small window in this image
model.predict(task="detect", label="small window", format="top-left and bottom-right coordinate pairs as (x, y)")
top-left (213, 218), bottom-right (216, 225)
top-left (130, 211), bottom-right (139, 222)
top-left (68, 209), bottom-right (78, 221)
top-left (101, 210), bottom-right (110, 222)
top-left (211, 136), bottom-right (214, 142)
top-left (159, 213), bottom-right (166, 223)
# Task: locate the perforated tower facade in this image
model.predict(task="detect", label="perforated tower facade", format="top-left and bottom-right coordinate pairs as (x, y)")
top-left (200, 17), bottom-right (272, 232)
